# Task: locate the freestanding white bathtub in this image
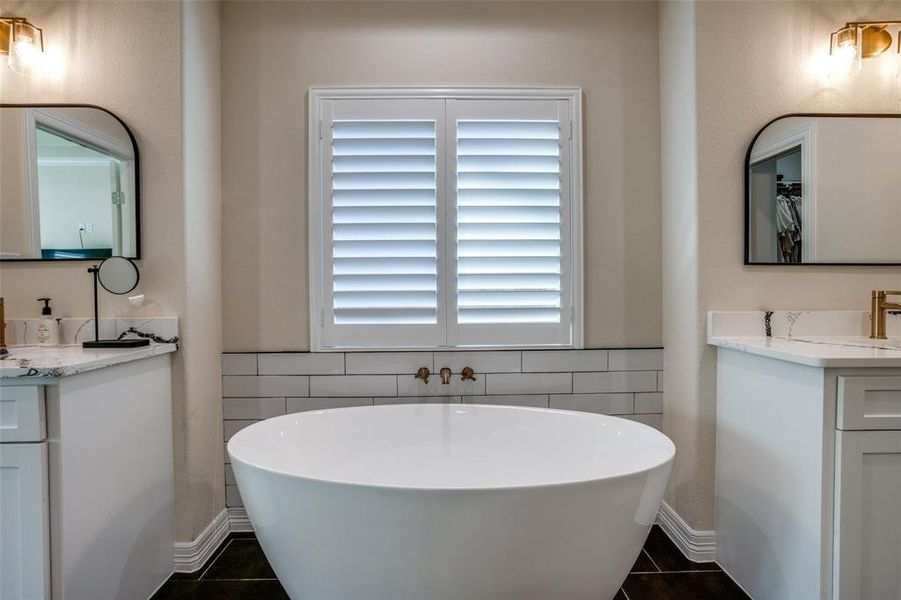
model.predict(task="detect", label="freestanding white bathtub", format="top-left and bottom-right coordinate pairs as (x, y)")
top-left (228, 404), bottom-right (674, 600)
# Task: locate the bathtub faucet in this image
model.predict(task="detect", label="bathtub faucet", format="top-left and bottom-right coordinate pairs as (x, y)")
top-left (439, 367), bottom-right (452, 385)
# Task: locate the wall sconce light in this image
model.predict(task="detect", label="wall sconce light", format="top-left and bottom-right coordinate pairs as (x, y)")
top-left (0, 16), bottom-right (44, 74)
top-left (830, 21), bottom-right (901, 63)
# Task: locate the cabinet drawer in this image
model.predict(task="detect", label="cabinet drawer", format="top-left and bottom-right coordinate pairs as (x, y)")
top-left (837, 376), bottom-right (901, 431)
top-left (0, 386), bottom-right (46, 442)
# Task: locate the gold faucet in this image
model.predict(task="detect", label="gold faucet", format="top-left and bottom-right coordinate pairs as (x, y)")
top-left (461, 367), bottom-right (477, 381)
top-left (439, 367), bottom-right (452, 385)
top-left (415, 367), bottom-right (430, 384)
top-left (870, 290), bottom-right (901, 339)
top-left (0, 297), bottom-right (8, 358)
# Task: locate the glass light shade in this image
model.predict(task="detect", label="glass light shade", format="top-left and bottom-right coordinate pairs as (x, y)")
top-left (6, 20), bottom-right (43, 74)
top-left (830, 26), bottom-right (862, 74)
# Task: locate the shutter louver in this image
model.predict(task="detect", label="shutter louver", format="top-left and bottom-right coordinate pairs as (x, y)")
top-left (331, 120), bottom-right (438, 325)
top-left (455, 120), bottom-right (562, 325)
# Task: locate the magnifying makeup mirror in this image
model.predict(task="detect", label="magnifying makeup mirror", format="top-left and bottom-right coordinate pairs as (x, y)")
top-left (82, 256), bottom-right (149, 348)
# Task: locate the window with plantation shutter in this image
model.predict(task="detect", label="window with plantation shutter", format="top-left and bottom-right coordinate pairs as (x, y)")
top-left (310, 90), bottom-right (582, 350)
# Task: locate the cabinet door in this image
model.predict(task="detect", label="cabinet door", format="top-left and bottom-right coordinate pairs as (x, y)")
top-left (834, 431), bottom-right (901, 600)
top-left (0, 443), bottom-right (50, 600)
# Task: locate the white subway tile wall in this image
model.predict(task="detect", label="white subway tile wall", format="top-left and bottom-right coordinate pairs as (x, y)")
top-left (485, 372), bottom-right (572, 395)
top-left (521, 349), bottom-right (608, 372)
top-left (634, 392), bottom-right (664, 414)
top-left (465, 395), bottom-right (549, 407)
top-left (222, 353), bottom-right (258, 376)
top-left (221, 348), bottom-right (664, 508)
top-left (258, 353), bottom-right (344, 376)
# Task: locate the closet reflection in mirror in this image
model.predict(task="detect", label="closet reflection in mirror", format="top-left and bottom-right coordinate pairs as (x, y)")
top-left (746, 115), bottom-right (901, 265)
top-left (0, 105), bottom-right (139, 260)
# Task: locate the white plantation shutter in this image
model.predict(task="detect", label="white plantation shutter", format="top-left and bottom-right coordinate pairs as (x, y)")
top-left (455, 120), bottom-right (562, 324)
top-left (320, 99), bottom-right (447, 348)
top-left (448, 99), bottom-right (573, 347)
top-left (312, 91), bottom-right (579, 350)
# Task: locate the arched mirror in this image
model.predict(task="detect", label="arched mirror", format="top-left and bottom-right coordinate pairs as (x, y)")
top-left (745, 114), bottom-right (901, 265)
top-left (0, 104), bottom-right (140, 261)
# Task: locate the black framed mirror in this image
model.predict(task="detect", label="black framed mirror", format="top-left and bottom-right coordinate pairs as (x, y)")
top-left (745, 113), bottom-right (900, 266)
top-left (0, 104), bottom-right (140, 261)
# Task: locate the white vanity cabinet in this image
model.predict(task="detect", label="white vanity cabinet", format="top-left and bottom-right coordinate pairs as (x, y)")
top-left (0, 387), bottom-right (50, 600)
top-left (0, 344), bottom-right (176, 600)
top-left (713, 344), bottom-right (901, 600)
top-left (832, 375), bottom-right (901, 600)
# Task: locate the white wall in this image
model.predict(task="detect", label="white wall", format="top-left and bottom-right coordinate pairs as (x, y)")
top-left (659, 0), bottom-right (707, 531)
top-left (662, 0), bottom-right (901, 531)
top-left (180, 0), bottom-right (225, 542)
top-left (221, 0), bottom-right (663, 352)
top-left (0, 0), bottom-right (224, 544)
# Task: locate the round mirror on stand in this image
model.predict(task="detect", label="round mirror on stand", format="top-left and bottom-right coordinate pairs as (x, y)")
top-left (82, 257), bottom-right (148, 348)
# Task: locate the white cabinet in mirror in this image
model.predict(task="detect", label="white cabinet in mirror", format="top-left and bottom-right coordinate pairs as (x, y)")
top-left (0, 105), bottom-right (140, 261)
top-left (745, 114), bottom-right (901, 265)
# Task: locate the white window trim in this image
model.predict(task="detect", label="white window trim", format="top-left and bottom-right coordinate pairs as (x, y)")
top-left (308, 87), bottom-right (584, 352)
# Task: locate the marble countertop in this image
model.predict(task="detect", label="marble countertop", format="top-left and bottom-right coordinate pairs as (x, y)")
top-left (0, 343), bottom-right (178, 379)
top-left (707, 310), bottom-right (901, 367)
top-left (708, 336), bottom-right (901, 368)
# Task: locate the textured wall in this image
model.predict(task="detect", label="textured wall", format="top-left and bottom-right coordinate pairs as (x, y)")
top-left (0, 0), bottom-right (225, 543)
top-left (661, 0), bottom-right (901, 531)
top-left (0, 0), bottom-right (183, 319)
top-left (658, 0), bottom-right (708, 531)
top-left (220, 0), bottom-right (663, 352)
top-left (180, 0), bottom-right (225, 542)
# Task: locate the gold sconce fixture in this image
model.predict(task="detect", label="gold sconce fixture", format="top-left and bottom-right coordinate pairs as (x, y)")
top-left (830, 21), bottom-right (901, 62)
top-left (0, 16), bottom-right (44, 74)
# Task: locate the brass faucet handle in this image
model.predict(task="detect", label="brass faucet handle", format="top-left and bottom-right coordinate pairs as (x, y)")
top-left (461, 367), bottom-right (477, 381)
top-left (439, 367), bottom-right (452, 385)
top-left (415, 367), bottom-right (430, 385)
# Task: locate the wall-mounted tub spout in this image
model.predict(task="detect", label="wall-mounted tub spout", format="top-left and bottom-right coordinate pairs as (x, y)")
top-left (439, 367), bottom-right (452, 385)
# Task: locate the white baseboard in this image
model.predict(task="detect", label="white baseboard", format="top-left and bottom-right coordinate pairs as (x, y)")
top-left (655, 500), bottom-right (717, 563)
top-left (179, 504), bottom-right (713, 574)
top-left (173, 509), bottom-right (230, 573)
top-left (228, 507), bottom-right (253, 532)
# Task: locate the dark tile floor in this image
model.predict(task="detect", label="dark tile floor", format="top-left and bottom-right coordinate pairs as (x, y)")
top-left (153, 525), bottom-right (749, 599)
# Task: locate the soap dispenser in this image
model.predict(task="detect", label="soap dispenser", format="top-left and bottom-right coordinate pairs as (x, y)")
top-left (37, 298), bottom-right (59, 347)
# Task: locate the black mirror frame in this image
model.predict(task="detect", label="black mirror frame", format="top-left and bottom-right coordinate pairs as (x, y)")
top-left (0, 103), bottom-right (141, 262)
top-left (744, 112), bottom-right (901, 267)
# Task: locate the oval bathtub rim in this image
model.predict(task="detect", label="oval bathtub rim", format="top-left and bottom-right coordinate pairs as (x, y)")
top-left (227, 405), bottom-right (676, 494)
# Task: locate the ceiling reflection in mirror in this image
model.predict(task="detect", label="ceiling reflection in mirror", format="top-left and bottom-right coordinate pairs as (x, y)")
top-left (0, 105), bottom-right (139, 260)
top-left (746, 115), bottom-right (900, 265)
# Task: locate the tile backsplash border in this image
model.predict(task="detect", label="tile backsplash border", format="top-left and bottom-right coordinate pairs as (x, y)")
top-left (221, 347), bottom-right (665, 508)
